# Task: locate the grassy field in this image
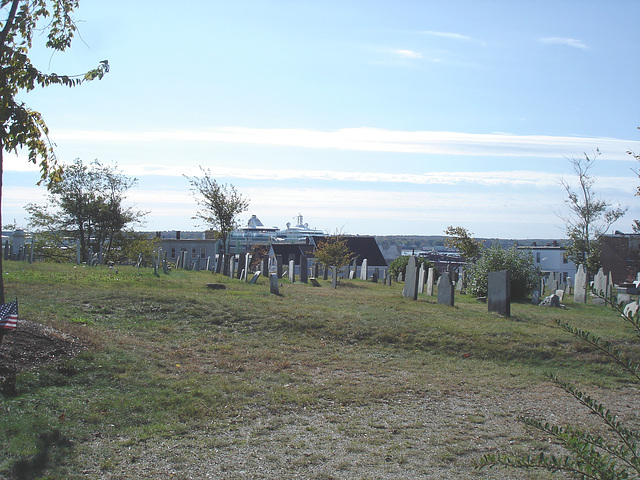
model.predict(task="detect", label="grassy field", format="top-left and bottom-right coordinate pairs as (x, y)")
top-left (0, 261), bottom-right (638, 479)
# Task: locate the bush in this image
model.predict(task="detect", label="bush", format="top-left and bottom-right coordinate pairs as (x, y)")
top-left (466, 245), bottom-right (540, 299)
top-left (388, 255), bottom-right (437, 279)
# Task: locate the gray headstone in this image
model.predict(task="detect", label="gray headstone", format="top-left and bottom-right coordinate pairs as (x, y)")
top-left (574, 264), bottom-right (587, 303)
top-left (262, 257), bottom-right (269, 276)
top-left (456, 269), bottom-right (465, 292)
top-left (539, 294), bottom-right (560, 307)
top-left (397, 272), bottom-right (403, 282)
top-left (237, 253), bottom-right (246, 279)
top-left (249, 271), bottom-right (261, 284)
top-left (269, 273), bottom-right (280, 295)
top-left (300, 255), bottom-right (308, 283)
top-left (402, 256), bottom-right (420, 300)
top-left (418, 265), bottom-right (426, 294)
top-left (386, 273), bottom-right (392, 286)
top-left (555, 289), bottom-right (564, 302)
top-left (426, 268), bottom-right (435, 296)
top-left (310, 278), bottom-right (321, 287)
top-left (531, 290), bottom-right (540, 304)
top-left (229, 256), bottom-right (236, 279)
top-left (372, 268), bottom-right (379, 283)
top-left (437, 272), bottom-right (454, 306)
top-left (617, 293), bottom-right (632, 305)
top-left (349, 270), bottom-right (355, 280)
top-left (276, 255), bottom-right (283, 279)
top-left (593, 268), bottom-right (608, 304)
top-left (488, 270), bottom-right (511, 317)
top-left (288, 260), bottom-right (295, 283)
top-left (244, 254), bottom-right (252, 282)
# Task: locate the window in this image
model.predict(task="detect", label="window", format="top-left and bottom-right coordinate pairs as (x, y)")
top-left (563, 256), bottom-right (568, 264)
top-left (171, 248), bottom-right (176, 258)
top-left (200, 247), bottom-right (206, 259)
top-left (191, 248), bottom-right (197, 258)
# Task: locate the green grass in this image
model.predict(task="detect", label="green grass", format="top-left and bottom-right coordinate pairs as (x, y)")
top-left (1, 261), bottom-right (638, 478)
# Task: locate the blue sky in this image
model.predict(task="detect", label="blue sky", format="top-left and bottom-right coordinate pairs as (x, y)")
top-left (4, 0), bottom-right (640, 238)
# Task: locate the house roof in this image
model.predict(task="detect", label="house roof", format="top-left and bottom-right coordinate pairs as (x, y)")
top-left (310, 236), bottom-right (387, 266)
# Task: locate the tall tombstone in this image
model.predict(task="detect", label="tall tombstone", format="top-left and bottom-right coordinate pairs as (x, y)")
top-left (418, 264), bottom-right (426, 294)
top-left (402, 256), bottom-right (420, 300)
top-left (229, 256), bottom-right (236, 279)
top-left (350, 260), bottom-right (357, 280)
top-left (349, 269), bottom-right (355, 280)
top-left (269, 273), bottom-right (280, 295)
top-left (488, 270), bottom-right (511, 317)
top-left (592, 268), bottom-right (608, 305)
top-left (215, 254), bottom-right (222, 274)
top-left (262, 257), bottom-right (269, 276)
top-left (574, 264), bottom-right (588, 304)
top-left (276, 255), bottom-right (283, 279)
top-left (437, 272), bottom-right (454, 306)
top-left (205, 256), bottom-right (210, 271)
top-left (426, 267), bottom-right (435, 296)
top-left (244, 254), bottom-right (252, 282)
top-left (372, 268), bottom-right (379, 283)
top-left (456, 270), bottom-right (465, 292)
top-left (222, 254), bottom-right (230, 276)
top-left (288, 259), bottom-right (296, 283)
top-left (548, 272), bottom-right (559, 293)
top-left (360, 259), bottom-right (368, 281)
top-left (237, 253), bottom-right (246, 279)
top-left (386, 273), bottom-right (392, 286)
top-left (300, 255), bottom-right (308, 283)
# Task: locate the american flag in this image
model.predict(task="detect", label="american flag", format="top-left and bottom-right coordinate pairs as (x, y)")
top-left (0, 300), bottom-right (18, 330)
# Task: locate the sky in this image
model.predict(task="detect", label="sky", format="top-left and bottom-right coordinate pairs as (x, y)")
top-left (3, 0), bottom-right (640, 238)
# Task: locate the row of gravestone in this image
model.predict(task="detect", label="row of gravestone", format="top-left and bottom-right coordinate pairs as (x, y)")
top-left (400, 256), bottom-right (512, 315)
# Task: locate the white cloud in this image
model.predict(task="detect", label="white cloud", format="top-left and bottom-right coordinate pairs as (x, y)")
top-left (420, 31), bottom-right (476, 42)
top-left (45, 127), bottom-right (640, 161)
top-left (394, 49), bottom-right (422, 59)
top-left (539, 37), bottom-right (588, 49)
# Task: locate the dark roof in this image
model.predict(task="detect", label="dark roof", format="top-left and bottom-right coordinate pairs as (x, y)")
top-left (310, 236), bottom-right (387, 266)
top-left (270, 244), bottom-right (315, 264)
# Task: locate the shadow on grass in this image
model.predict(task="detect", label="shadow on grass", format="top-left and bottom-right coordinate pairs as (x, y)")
top-left (11, 429), bottom-right (72, 480)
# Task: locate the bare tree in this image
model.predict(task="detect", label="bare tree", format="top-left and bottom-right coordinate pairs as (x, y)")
top-left (560, 151), bottom-right (626, 275)
top-left (185, 167), bottom-right (249, 254)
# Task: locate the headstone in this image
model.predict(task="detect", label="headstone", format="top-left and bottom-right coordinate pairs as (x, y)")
top-left (244, 254), bottom-right (252, 282)
top-left (349, 270), bottom-right (355, 280)
top-left (540, 277), bottom-right (545, 295)
top-left (269, 273), bottom-right (280, 295)
top-left (593, 268), bottom-right (608, 305)
top-left (608, 272), bottom-right (614, 299)
top-left (372, 268), bottom-right (379, 283)
top-left (249, 272), bottom-right (261, 284)
top-left (310, 278), bottom-right (321, 287)
top-left (386, 273), bottom-right (392, 286)
top-left (402, 256), bottom-right (420, 300)
top-left (555, 289), bottom-right (565, 302)
top-left (539, 294), bottom-right (560, 307)
top-left (531, 290), bottom-right (540, 304)
top-left (276, 255), bottom-right (283, 279)
top-left (418, 265), bottom-right (426, 294)
top-left (617, 293), bottom-right (632, 305)
top-left (262, 257), bottom-right (269, 276)
top-left (426, 268), bottom-right (435, 296)
top-left (288, 260), bottom-right (295, 283)
top-left (397, 272), bottom-right (403, 282)
top-left (623, 301), bottom-right (639, 318)
top-left (456, 270), bottom-right (465, 292)
top-left (237, 253), bottom-right (245, 279)
top-left (300, 256), bottom-right (308, 283)
top-left (215, 254), bottom-right (223, 274)
top-left (564, 283), bottom-right (571, 296)
top-left (437, 272), bottom-right (454, 306)
top-left (360, 259), bottom-right (368, 281)
top-left (222, 254), bottom-right (230, 276)
top-left (488, 270), bottom-right (511, 317)
top-left (574, 264), bottom-right (587, 304)
top-left (547, 272), bottom-right (559, 293)
top-left (229, 256), bottom-right (236, 279)
top-left (205, 257), bottom-right (210, 271)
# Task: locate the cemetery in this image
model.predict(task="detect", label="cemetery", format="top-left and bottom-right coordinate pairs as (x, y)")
top-left (1, 248), bottom-right (639, 478)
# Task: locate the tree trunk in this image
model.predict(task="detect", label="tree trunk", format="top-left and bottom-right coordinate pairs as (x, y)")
top-left (0, 144), bottom-right (5, 305)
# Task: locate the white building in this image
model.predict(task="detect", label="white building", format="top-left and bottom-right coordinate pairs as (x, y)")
top-left (519, 242), bottom-right (576, 282)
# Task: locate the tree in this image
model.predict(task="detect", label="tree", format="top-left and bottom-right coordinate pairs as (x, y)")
top-left (560, 152), bottom-right (627, 276)
top-left (388, 255), bottom-right (436, 280)
top-left (313, 236), bottom-right (356, 287)
top-left (466, 244), bottom-right (540, 299)
top-left (185, 167), bottom-right (249, 254)
top-left (444, 226), bottom-right (482, 262)
top-left (0, 0), bottom-right (109, 301)
top-left (25, 159), bottom-right (145, 263)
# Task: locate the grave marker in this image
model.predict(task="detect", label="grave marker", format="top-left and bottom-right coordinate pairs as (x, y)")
top-left (574, 264), bottom-right (587, 304)
top-left (488, 270), bottom-right (511, 317)
top-left (437, 272), bottom-right (454, 306)
top-left (402, 256), bottom-right (419, 300)
top-left (269, 273), bottom-right (280, 295)
top-left (426, 268), bottom-right (435, 296)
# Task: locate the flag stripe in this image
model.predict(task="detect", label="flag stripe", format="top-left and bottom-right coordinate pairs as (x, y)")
top-left (0, 300), bottom-right (18, 330)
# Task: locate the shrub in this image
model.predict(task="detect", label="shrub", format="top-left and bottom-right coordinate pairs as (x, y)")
top-left (466, 245), bottom-right (540, 299)
top-left (388, 255), bottom-right (437, 279)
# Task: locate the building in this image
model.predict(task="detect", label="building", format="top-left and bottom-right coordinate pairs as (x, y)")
top-left (158, 231), bottom-right (220, 269)
top-left (518, 242), bottom-right (576, 282)
top-left (599, 232), bottom-right (640, 284)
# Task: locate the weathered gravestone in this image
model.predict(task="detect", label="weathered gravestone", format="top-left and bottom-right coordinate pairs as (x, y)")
top-left (386, 272), bottom-right (392, 286)
top-left (547, 272), bottom-right (559, 294)
top-left (276, 255), bottom-right (283, 279)
top-left (360, 259), bottom-right (368, 281)
top-left (402, 256), bottom-right (420, 300)
top-left (372, 268), bottom-right (379, 283)
top-left (437, 272), bottom-right (454, 306)
top-left (617, 293), bottom-right (632, 305)
top-left (249, 271), bottom-right (261, 284)
top-left (269, 273), bottom-right (280, 295)
top-left (593, 268), bottom-right (608, 305)
top-left (300, 255), bottom-right (308, 283)
top-left (488, 270), bottom-right (510, 317)
top-left (623, 301), bottom-right (639, 318)
top-left (426, 267), bottom-right (435, 296)
top-left (310, 278), bottom-right (321, 287)
top-left (262, 257), bottom-right (269, 276)
top-left (237, 253), bottom-right (246, 279)
top-left (456, 270), bottom-right (465, 292)
top-left (574, 264), bottom-right (587, 304)
top-left (555, 289), bottom-right (565, 302)
top-left (222, 254), bottom-right (231, 276)
top-left (288, 260), bottom-right (296, 283)
top-left (229, 256), bottom-right (236, 279)
top-left (244, 255), bottom-right (252, 282)
top-left (349, 270), bottom-right (355, 280)
top-left (418, 264), bottom-right (426, 294)
top-left (539, 294), bottom-right (560, 307)
top-left (531, 290), bottom-right (540, 304)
